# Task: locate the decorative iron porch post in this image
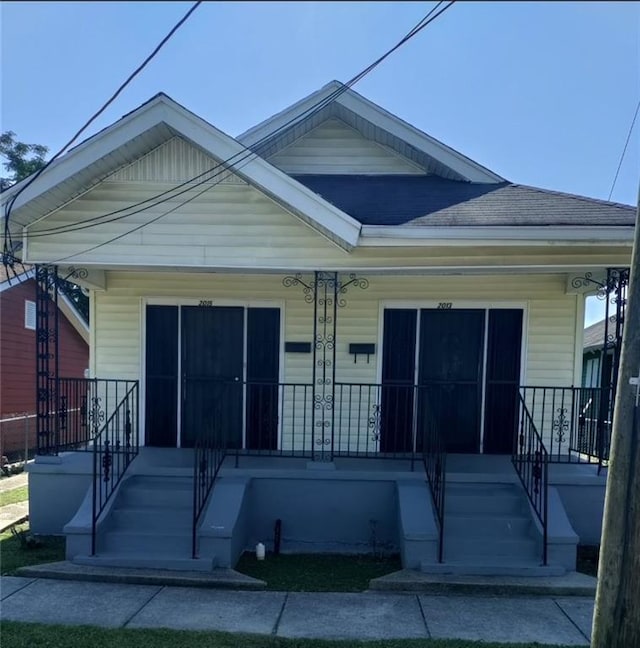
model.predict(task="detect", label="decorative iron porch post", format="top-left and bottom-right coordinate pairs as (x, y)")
top-left (35, 264), bottom-right (60, 455)
top-left (571, 267), bottom-right (630, 467)
top-left (283, 271), bottom-right (368, 460)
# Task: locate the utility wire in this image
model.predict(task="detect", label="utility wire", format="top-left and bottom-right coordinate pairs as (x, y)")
top-left (27, 1), bottom-right (454, 248)
top-left (26, 1), bottom-right (448, 239)
top-left (608, 99), bottom-right (640, 201)
top-left (1, 1), bottom-right (202, 258)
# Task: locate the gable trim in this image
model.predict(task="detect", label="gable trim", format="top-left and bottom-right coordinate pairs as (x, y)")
top-left (239, 81), bottom-right (505, 184)
top-left (4, 95), bottom-right (362, 251)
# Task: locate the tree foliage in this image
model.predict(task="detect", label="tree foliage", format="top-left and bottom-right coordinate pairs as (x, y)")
top-left (0, 131), bottom-right (48, 191)
top-left (0, 131), bottom-right (89, 323)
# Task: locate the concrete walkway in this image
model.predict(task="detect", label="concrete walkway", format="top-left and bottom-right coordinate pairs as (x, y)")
top-left (0, 472), bottom-right (29, 532)
top-left (0, 576), bottom-right (594, 644)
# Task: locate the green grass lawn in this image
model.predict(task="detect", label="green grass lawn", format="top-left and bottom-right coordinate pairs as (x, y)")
top-left (236, 552), bottom-right (402, 591)
top-left (0, 484), bottom-right (29, 507)
top-left (0, 622), bottom-right (578, 648)
top-left (0, 523), bottom-right (65, 575)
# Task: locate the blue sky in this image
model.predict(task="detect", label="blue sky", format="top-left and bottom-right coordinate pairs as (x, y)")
top-left (1, 1), bottom-right (638, 324)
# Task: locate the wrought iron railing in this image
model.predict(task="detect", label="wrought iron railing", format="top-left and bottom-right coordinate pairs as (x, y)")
top-left (91, 381), bottom-right (139, 555)
top-left (513, 393), bottom-right (548, 565)
top-left (37, 378), bottom-right (140, 455)
top-left (519, 386), bottom-right (613, 469)
top-left (419, 386), bottom-right (447, 563)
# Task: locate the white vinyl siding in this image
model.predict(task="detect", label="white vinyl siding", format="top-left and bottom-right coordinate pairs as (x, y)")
top-left (267, 118), bottom-right (426, 175)
top-left (93, 272), bottom-right (578, 451)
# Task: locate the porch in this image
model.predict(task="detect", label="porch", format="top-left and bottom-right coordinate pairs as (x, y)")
top-left (29, 376), bottom-right (610, 576)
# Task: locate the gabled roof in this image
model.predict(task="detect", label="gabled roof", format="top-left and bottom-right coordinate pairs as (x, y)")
top-left (239, 81), bottom-right (505, 183)
top-left (292, 175), bottom-right (636, 226)
top-left (1, 93), bottom-right (362, 250)
top-left (583, 318), bottom-right (606, 353)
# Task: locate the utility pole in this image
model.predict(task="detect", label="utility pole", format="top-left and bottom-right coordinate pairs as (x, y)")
top-left (591, 186), bottom-right (640, 647)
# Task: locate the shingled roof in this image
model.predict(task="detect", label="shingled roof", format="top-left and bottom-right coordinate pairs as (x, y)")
top-left (292, 175), bottom-right (635, 227)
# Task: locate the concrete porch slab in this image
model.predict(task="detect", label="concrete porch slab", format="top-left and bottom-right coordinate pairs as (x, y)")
top-left (419, 594), bottom-right (589, 645)
top-left (277, 592), bottom-right (428, 640)
top-left (0, 576), bottom-right (35, 600)
top-left (0, 579), bottom-right (160, 627)
top-left (127, 588), bottom-right (285, 633)
top-left (16, 560), bottom-right (266, 589)
top-left (370, 568), bottom-right (597, 596)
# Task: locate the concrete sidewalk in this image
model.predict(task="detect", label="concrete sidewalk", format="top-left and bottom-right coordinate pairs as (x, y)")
top-left (0, 473), bottom-right (29, 532)
top-left (0, 576), bottom-right (593, 644)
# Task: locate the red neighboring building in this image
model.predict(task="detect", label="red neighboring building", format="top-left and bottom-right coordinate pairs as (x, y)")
top-left (0, 265), bottom-right (89, 458)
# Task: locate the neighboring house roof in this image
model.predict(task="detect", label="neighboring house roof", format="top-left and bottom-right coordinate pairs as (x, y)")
top-left (583, 314), bottom-right (624, 354)
top-left (0, 264), bottom-right (90, 343)
top-left (292, 175), bottom-right (635, 227)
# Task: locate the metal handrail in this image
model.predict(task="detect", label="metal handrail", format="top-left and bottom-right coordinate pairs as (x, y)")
top-left (91, 381), bottom-right (139, 555)
top-left (513, 392), bottom-right (548, 565)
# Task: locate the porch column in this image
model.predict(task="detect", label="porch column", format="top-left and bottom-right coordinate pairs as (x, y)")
top-left (283, 271), bottom-right (369, 460)
top-left (35, 264), bottom-right (59, 455)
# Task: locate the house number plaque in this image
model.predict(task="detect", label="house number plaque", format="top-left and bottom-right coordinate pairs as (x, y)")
top-left (437, 302), bottom-right (453, 309)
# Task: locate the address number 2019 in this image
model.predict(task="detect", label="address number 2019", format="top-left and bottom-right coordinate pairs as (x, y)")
top-left (199, 300), bottom-right (213, 307)
top-left (437, 302), bottom-right (453, 309)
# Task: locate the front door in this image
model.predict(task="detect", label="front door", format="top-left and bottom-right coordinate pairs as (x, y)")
top-left (419, 309), bottom-right (485, 453)
top-left (381, 307), bottom-right (523, 454)
top-left (145, 304), bottom-right (280, 449)
top-left (181, 306), bottom-right (244, 448)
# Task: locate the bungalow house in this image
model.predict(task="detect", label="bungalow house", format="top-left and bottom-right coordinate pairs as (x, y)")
top-left (0, 264), bottom-right (89, 461)
top-left (1, 82), bottom-right (634, 575)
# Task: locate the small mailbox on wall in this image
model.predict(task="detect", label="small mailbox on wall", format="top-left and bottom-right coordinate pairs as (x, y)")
top-left (348, 343), bottom-right (375, 363)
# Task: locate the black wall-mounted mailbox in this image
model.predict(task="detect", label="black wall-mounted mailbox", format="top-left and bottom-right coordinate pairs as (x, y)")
top-left (349, 343), bottom-right (376, 363)
top-left (285, 342), bottom-right (312, 353)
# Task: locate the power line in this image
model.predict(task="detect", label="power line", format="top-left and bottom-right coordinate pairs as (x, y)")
top-left (26, 1), bottom-right (450, 240)
top-left (2, 1), bottom-right (202, 257)
top-left (26, 1), bottom-right (455, 251)
top-left (608, 99), bottom-right (640, 201)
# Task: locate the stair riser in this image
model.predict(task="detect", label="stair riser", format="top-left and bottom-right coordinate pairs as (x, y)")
top-left (120, 490), bottom-right (192, 508)
top-left (445, 541), bottom-right (538, 561)
top-left (108, 509), bottom-right (192, 531)
top-left (102, 532), bottom-right (192, 555)
top-left (420, 562), bottom-right (565, 577)
top-left (445, 517), bottom-right (531, 537)
top-left (446, 496), bottom-right (525, 515)
top-left (74, 555), bottom-right (215, 572)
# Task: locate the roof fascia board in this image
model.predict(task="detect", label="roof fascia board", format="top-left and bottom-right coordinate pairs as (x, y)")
top-left (238, 82), bottom-right (340, 146)
top-left (360, 225), bottom-right (635, 246)
top-left (159, 101), bottom-right (361, 248)
top-left (334, 91), bottom-right (504, 183)
top-left (0, 268), bottom-right (35, 293)
top-left (1, 97), bottom-right (170, 214)
top-left (58, 292), bottom-right (90, 343)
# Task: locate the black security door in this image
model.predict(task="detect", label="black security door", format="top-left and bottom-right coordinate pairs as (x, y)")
top-left (483, 309), bottom-right (523, 454)
top-left (380, 309), bottom-right (417, 452)
top-left (419, 309), bottom-right (485, 453)
top-left (246, 308), bottom-right (281, 450)
top-left (145, 306), bottom-right (179, 447)
top-left (181, 306), bottom-right (244, 448)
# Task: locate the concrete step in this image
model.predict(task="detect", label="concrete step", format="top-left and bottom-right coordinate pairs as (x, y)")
top-left (446, 493), bottom-right (525, 515)
top-left (101, 529), bottom-right (192, 555)
top-left (108, 507), bottom-right (192, 531)
top-left (446, 482), bottom-right (519, 495)
top-left (73, 553), bottom-right (215, 572)
top-left (445, 514), bottom-right (532, 538)
top-left (420, 560), bottom-right (566, 577)
top-left (445, 537), bottom-right (538, 562)
top-left (119, 486), bottom-right (192, 509)
top-left (124, 476), bottom-right (193, 491)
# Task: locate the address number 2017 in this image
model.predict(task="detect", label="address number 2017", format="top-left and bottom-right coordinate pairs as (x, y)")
top-left (437, 302), bottom-right (453, 309)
